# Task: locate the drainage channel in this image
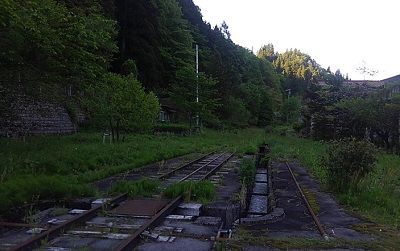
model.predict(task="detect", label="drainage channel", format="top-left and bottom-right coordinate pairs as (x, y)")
top-left (0, 152), bottom-right (233, 251)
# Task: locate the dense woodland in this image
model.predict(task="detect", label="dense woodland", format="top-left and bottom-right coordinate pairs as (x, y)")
top-left (1, 0), bottom-right (400, 151)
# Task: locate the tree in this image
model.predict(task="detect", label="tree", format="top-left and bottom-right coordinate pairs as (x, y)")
top-left (86, 73), bottom-right (159, 141)
top-left (0, 0), bottom-right (117, 98)
top-left (170, 66), bottom-right (219, 127)
top-left (220, 21), bottom-right (231, 40)
top-left (257, 43), bottom-right (276, 62)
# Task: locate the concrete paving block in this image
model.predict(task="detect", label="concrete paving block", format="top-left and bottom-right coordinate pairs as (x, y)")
top-left (177, 203), bottom-right (202, 216)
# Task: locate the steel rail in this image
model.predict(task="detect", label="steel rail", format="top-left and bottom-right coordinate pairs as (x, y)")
top-left (117, 152), bottom-right (233, 250)
top-left (178, 152), bottom-right (226, 182)
top-left (10, 194), bottom-right (128, 251)
top-left (285, 162), bottom-right (329, 240)
top-left (158, 151), bottom-right (215, 180)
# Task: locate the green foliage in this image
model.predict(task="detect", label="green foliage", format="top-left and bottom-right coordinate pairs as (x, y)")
top-left (273, 49), bottom-right (319, 95)
top-left (338, 95), bottom-right (400, 150)
top-left (281, 96), bottom-right (301, 124)
top-left (223, 97), bottom-right (251, 127)
top-left (257, 43), bottom-right (276, 62)
top-left (164, 181), bottom-right (215, 203)
top-left (86, 73), bottom-right (159, 137)
top-left (322, 138), bottom-right (378, 191)
top-left (0, 0), bottom-right (117, 98)
top-left (170, 66), bottom-right (219, 123)
top-left (121, 59), bottom-right (138, 78)
top-left (239, 158), bottom-right (256, 188)
top-left (108, 179), bottom-right (159, 198)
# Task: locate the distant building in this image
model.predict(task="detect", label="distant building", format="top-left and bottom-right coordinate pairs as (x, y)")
top-left (159, 98), bottom-right (178, 123)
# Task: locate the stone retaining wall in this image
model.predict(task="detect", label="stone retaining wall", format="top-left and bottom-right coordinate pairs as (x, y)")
top-left (0, 96), bottom-right (75, 136)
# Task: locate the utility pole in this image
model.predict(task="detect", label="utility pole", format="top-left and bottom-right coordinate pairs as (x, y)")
top-left (196, 44), bottom-right (199, 130)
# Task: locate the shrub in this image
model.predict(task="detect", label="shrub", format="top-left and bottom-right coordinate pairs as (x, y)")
top-left (322, 138), bottom-right (377, 191)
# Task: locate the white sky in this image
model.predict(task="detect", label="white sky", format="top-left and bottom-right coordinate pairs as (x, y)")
top-left (192, 0), bottom-right (400, 80)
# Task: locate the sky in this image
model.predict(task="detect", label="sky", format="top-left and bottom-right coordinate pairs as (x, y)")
top-left (192, 0), bottom-right (400, 80)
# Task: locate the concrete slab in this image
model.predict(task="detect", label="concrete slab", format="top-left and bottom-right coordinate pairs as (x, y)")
top-left (252, 183), bottom-right (268, 195)
top-left (255, 173), bottom-right (268, 183)
top-left (176, 203), bottom-right (202, 216)
top-left (194, 216), bottom-right (222, 226)
top-left (248, 195), bottom-right (268, 215)
top-left (160, 220), bottom-right (218, 237)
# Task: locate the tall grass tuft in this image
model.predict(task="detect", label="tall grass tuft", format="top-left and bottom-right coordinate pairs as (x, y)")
top-left (164, 181), bottom-right (215, 204)
top-left (107, 178), bottom-right (160, 198)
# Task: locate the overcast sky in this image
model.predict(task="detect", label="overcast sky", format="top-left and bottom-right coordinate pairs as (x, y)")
top-left (192, 0), bottom-right (400, 80)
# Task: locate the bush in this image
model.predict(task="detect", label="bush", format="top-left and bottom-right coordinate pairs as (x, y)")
top-left (322, 138), bottom-right (377, 191)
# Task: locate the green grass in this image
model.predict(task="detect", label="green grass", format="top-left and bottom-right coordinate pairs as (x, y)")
top-left (107, 178), bottom-right (160, 198)
top-left (266, 133), bottom-right (400, 228)
top-left (0, 128), bottom-right (265, 216)
top-left (0, 175), bottom-right (95, 213)
top-left (163, 181), bottom-right (215, 204)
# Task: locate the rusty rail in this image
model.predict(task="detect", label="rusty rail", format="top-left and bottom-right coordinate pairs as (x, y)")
top-left (285, 162), bottom-right (329, 240)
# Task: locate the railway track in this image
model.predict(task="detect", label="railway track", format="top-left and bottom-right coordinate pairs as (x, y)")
top-left (0, 152), bottom-right (233, 251)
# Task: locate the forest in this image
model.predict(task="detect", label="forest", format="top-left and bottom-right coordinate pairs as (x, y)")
top-left (2, 0), bottom-right (400, 151)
